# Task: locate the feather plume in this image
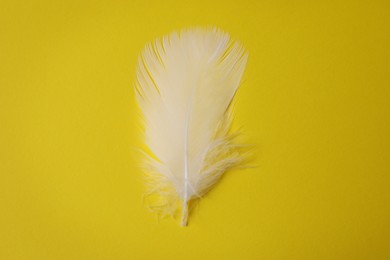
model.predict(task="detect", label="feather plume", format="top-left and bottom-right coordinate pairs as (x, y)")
top-left (135, 28), bottom-right (248, 226)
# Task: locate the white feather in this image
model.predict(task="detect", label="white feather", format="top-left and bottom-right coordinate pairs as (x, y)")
top-left (135, 28), bottom-right (248, 226)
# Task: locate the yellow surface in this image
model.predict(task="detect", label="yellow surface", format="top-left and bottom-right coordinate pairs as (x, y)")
top-left (1, 0), bottom-right (389, 259)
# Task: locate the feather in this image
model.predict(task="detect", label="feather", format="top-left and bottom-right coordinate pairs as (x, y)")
top-left (135, 28), bottom-right (248, 226)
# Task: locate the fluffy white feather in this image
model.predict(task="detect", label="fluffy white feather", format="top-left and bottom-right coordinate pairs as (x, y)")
top-left (135, 28), bottom-right (248, 226)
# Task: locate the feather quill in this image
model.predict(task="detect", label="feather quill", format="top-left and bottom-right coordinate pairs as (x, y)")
top-left (135, 28), bottom-right (248, 226)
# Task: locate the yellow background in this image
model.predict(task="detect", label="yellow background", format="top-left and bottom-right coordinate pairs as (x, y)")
top-left (1, 0), bottom-right (389, 259)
